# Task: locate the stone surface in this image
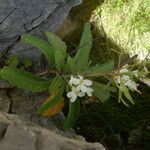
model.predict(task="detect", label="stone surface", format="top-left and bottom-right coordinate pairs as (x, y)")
top-left (0, 0), bottom-right (82, 60)
top-left (0, 90), bottom-right (10, 113)
top-left (0, 88), bottom-right (77, 138)
top-left (0, 112), bottom-right (105, 150)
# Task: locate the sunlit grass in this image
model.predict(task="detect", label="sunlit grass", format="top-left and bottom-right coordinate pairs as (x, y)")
top-left (90, 0), bottom-right (150, 61)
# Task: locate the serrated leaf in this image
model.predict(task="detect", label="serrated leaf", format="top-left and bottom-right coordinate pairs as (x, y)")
top-left (40, 92), bottom-right (64, 116)
top-left (49, 76), bottom-right (64, 92)
top-left (6, 56), bottom-right (19, 68)
top-left (22, 34), bottom-right (54, 64)
top-left (45, 32), bottom-right (67, 57)
top-left (86, 60), bottom-right (114, 73)
top-left (63, 100), bottom-right (81, 131)
top-left (0, 67), bottom-right (50, 91)
top-left (74, 22), bottom-right (92, 71)
top-left (92, 82), bottom-right (115, 102)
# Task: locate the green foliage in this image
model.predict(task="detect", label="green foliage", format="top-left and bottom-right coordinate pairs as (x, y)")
top-left (22, 34), bottom-right (55, 64)
top-left (0, 23), bottom-right (124, 130)
top-left (119, 85), bottom-right (135, 106)
top-left (86, 60), bottom-right (114, 73)
top-left (92, 82), bottom-right (116, 102)
top-left (0, 67), bottom-right (51, 91)
top-left (65, 56), bottom-right (75, 72)
top-left (74, 22), bottom-right (92, 71)
top-left (55, 50), bottom-right (64, 70)
top-left (6, 56), bottom-right (19, 68)
top-left (63, 100), bottom-right (81, 131)
top-left (49, 76), bottom-right (64, 92)
top-left (45, 31), bottom-right (67, 57)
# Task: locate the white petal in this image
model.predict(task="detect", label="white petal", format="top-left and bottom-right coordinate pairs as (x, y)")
top-left (67, 91), bottom-right (74, 98)
top-left (119, 68), bottom-right (129, 73)
top-left (87, 92), bottom-right (92, 97)
top-left (125, 80), bottom-right (138, 91)
top-left (83, 79), bottom-right (92, 86)
top-left (80, 85), bottom-right (88, 93)
top-left (140, 78), bottom-right (150, 86)
top-left (78, 92), bottom-right (85, 97)
top-left (70, 95), bottom-right (77, 102)
top-left (78, 75), bottom-right (83, 80)
top-left (122, 75), bottom-right (130, 80)
top-left (69, 76), bottom-right (80, 86)
top-left (72, 78), bottom-right (80, 85)
top-left (87, 87), bottom-right (94, 92)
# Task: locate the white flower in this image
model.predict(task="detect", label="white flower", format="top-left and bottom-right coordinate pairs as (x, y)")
top-left (67, 86), bottom-right (85, 102)
top-left (140, 77), bottom-right (150, 86)
top-left (76, 75), bottom-right (93, 96)
top-left (115, 75), bottom-right (139, 91)
top-left (124, 78), bottom-right (139, 91)
top-left (69, 76), bottom-right (80, 86)
top-left (78, 75), bottom-right (93, 86)
top-left (114, 66), bottom-right (139, 92)
top-left (67, 75), bottom-right (94, 102)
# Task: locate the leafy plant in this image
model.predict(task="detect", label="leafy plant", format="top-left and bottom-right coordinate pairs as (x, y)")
top-left (0, 22), bottom-right (148, 131)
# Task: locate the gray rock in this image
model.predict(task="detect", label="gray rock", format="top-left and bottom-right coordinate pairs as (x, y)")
top-left (7, 89), bottom-right (64, 131)
top-left (0, 112), bottom-right (105, 150)
top-left (0, 90), bottom-right (10, 113)
top-left (0, 0), bottom-right (82, 61)
top-left (0, 88), bottom-right (77, 138)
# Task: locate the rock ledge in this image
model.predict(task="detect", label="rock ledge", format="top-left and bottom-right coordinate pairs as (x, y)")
top-left (0, 112), bottom-right (105, 150)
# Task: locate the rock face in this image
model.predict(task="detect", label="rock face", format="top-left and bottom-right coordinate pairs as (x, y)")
top-left (0, 88), bottom-right (77, 138)
top-left (0, 0), bottom-right (82, 60)
top-left (0, 112), bottom-right (105, 150)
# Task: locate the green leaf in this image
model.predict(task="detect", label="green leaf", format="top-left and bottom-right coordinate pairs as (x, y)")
top-left (55, 50), bottom-right (64, 70)
top-left (49, 76), bottom-right (64, 92)
top-left (122, 86), bottom-right (134, 105)
top-left (37, 86), bottom-right (64, 114)
top-left (86, 60), bottom-right (114, 73)
top-left (74, 22), bottom-right (92, 71)
top-left (92, 82), bottom-right (115, 102)
top-left (45, 32), bottom-right (67, 57)
top-left (6, 56), bottom-right (19, 68)
top-left (0, 67), bottom-right (51, 91)
top-left (22, 34), bottom-right (54, 64)
top-left (63, 100), bottom-right (81, 131)
top-left (65, 56), bottom-right (75, 72)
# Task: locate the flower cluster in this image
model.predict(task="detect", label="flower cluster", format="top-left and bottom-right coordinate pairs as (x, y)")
top-left (67, 75), bottom-right (94, 102)
top-left (115, 66), bottom-right (150, 90)
top-left (114, 66), bottom-right (139, 92)
top-left (133, 67), bottom-right (150, 87)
